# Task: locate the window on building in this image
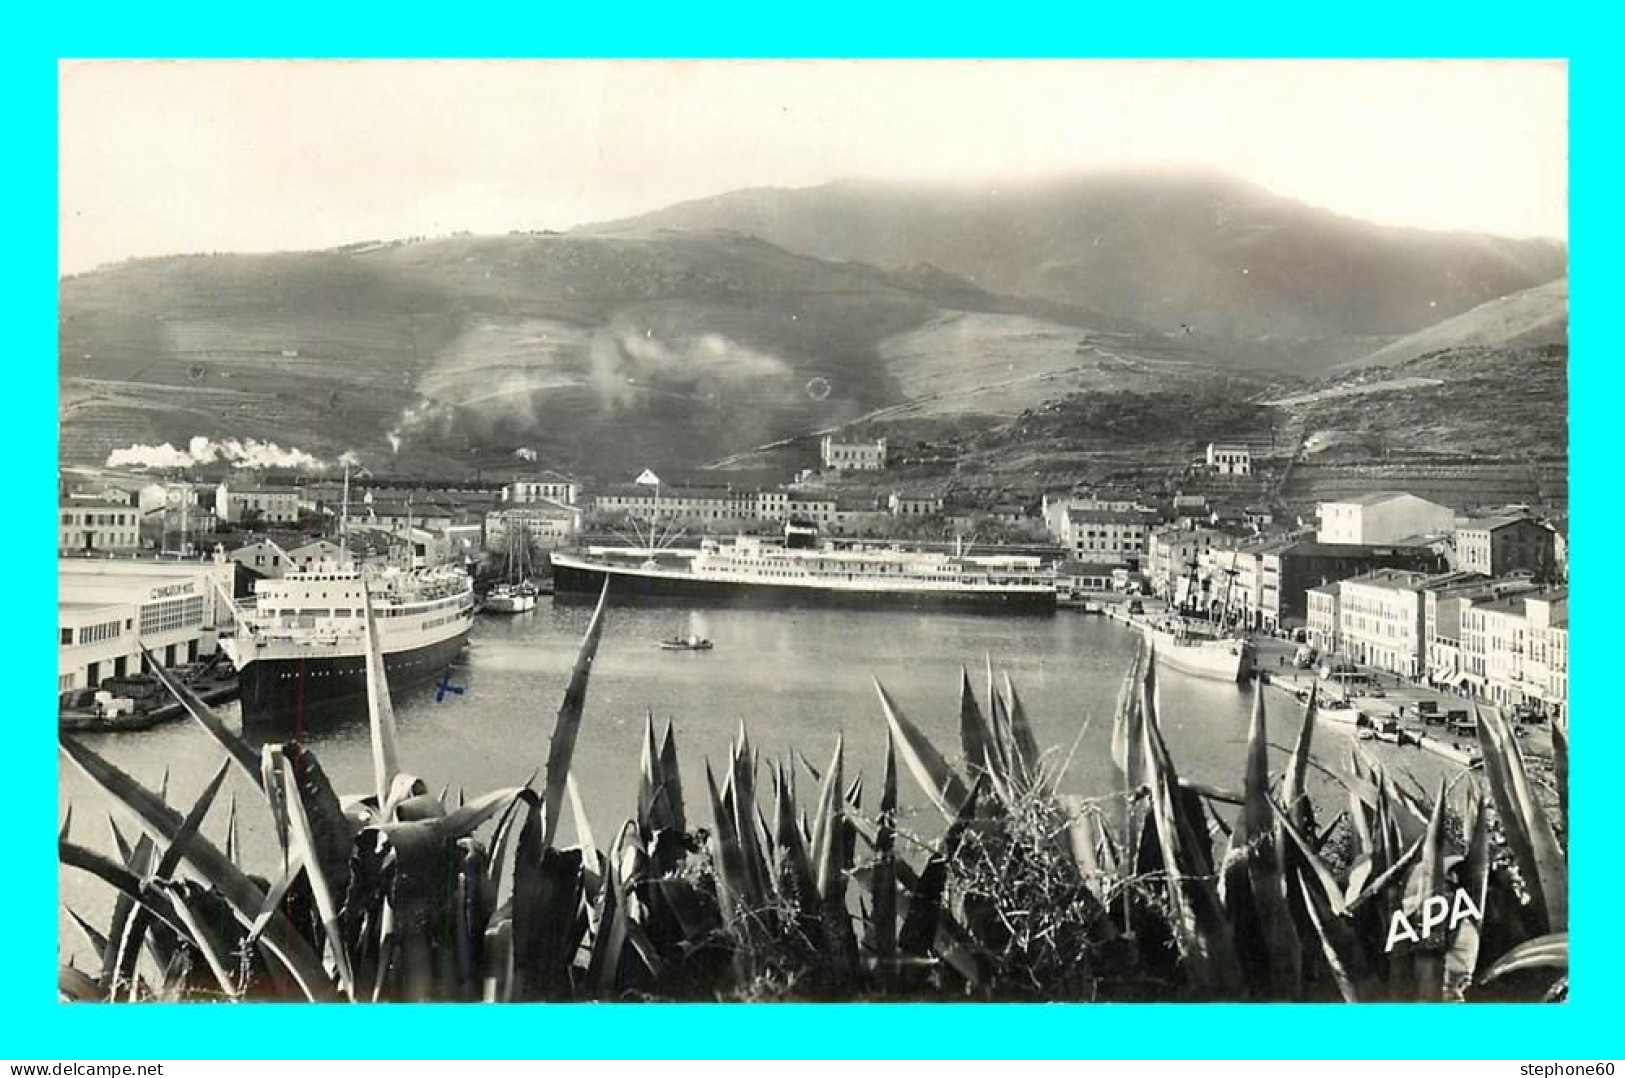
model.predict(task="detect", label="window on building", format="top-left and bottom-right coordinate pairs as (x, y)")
top-left (60, 627), bottom-right (72, 646)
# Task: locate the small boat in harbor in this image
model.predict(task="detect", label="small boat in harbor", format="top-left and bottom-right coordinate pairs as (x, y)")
top-left (658, 633), bottom-right (713, 651)
top-left (484, 528), bottom-right (540, 614)
top-left (484, 581), bottom-right (539, 614)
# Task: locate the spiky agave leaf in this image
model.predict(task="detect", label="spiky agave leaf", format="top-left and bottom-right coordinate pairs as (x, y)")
top-left (65, 907), bottom-right (110, 969)
top-left (1281, 683), bottom-right (1319, 837)
top-left (770, 762), bottom-right (817, 919)
top-left (100, 831), bottom-right (156, 996)
top-left (584, 822), bottom-right (639, 996)
top-left (808, 734), bottom-right (858, 969)
top-left (141, 644), bottom-right (263, 790)
top-left (1480, 933), bottom-right (1569, 984)
top-left (59, 965), bottom-right (102, 1002)
top-left (898, 775), bottom-right (984, 965)
top-left (1138, 666), bottom-right (1242, 999)
top-left (452, 838), bottom-right (489, 1001)
top-left (729, 727), bottom-right (773, 909)
top-left (510, 797), bottom-right (589, 999)
top-left (704, 760), bottom-right (762, 926)
top-left (150, 878), bottom-right (240, 999)
top-left (59, 736), bottom-right (334, 1001)
top-left (1477, 703), bottom-right (1567, 935)
top-left (280, 754), bottom-right (357, 1000)
top-left (873, 678), bottom-right (971, 821)
top-left (807, 735), bottom-right (845, 901)
top-left (1001, 672), bottom-right (1043, 791)
top-left (566, 772), bottom-right (598, 856)
top-left (870, 729), bottom-right (899, 984)
top-left (1109, 642), bottom-right (1149, 791)
top-left (1552, 717), bottom-right (1569, 842)
top-left (543, 581), bottom-right (610, 850)
top-left (986, 654), bottom-right (1015, 785)
top-left (259, 745), bottom-right (292, 864)
top-left (1268, 797), bottom-right (1348, 915)
top-left (659, 719), bottom-right (686, 833)
top-left (376, 786), bottom-right (527, 849)
top-left (1224, 686), bottom-right (1301, 1000)
top-left (1297, 872), bottom-right (1382, 1002)
top-left (110, 758), bottom-right (232, 1001)
top-left (957, 667), bottom-right (996, 781)
top-left (354, 585), bottom-right (405, 810)
top-left (481, 919), bottom-right (515, 1003)
top-left (223, 792), bottom-right (239, 865)
top-left (1400, 779), bottom-right (1451, 1000)
top-left (1443, 795), bottom-right (1491, 998)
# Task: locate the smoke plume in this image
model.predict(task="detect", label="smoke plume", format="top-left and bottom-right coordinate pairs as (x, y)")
top-left (106, 436), bottom-right (330, 471)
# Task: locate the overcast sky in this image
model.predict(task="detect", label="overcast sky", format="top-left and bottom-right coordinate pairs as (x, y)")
top-left (59, 59), bottom-right (1568, 275)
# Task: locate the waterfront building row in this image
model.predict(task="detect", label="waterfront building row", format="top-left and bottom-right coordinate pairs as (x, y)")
top-left (1305, 569), bottom-right (1566, 718)
top-left (58, 555), bottom-right (237, 695)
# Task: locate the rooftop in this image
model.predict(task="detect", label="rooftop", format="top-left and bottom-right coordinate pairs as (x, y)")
top-left (511, 470), bottom-right (578, 484)
top-left (1068, 508), bottom-right (1155, 525)
top-left (59, 600), bottom-right (130, 616)
top-left (597, 484), bottom-right (747, 499)
top-left (1323, 491), bottom-right (1429, 508)
top-left (365, 502), bottom-right (454, 519)
top-left (491, 498), bottom-right (575, 517)
top-left (1390, 532), bottom-right (1452, 547)
top-left (1458, 514), bottom-right (1538, 533)
top-left (1343, 568), bottom-right (1436, 591)
top-left (1276, 540), bottom-right (1438, 559)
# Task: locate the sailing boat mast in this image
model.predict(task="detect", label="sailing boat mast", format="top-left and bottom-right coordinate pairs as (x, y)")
top-left (339, 460), bottom-right (351, 559)
top-left (1217, 550), bottom-right (1241, 632)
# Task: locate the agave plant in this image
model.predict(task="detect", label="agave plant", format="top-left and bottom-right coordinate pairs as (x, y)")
top-left (58, 584), bottom-right (1569, 1003)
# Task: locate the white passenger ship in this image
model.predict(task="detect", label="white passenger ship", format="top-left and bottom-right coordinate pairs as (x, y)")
top-left (222, 559), bottom-right (474, 725)
top-left (552, 524), bottom-right (1057, 613)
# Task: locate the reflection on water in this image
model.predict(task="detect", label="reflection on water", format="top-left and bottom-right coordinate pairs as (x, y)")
top-left (59, 603), bottom-right (1459, 958)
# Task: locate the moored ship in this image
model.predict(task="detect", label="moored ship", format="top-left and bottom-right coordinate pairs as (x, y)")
top-left (222, 559), bottom-right (474, 725)
top-left (1138, 616), bottom-right (1254, 682)
top-left (552, 524), bottom-right (1057, 613)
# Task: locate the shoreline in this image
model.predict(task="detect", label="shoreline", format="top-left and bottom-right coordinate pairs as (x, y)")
top-left (1098, 602), bottom-right (1477, 770)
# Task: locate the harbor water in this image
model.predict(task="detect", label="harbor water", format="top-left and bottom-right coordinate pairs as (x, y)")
top-left (58, 603), bottom-right (1463, 957)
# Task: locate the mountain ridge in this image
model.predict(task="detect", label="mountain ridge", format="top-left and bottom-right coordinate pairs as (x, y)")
top-left (584, 169), bottom-right (1565, 339)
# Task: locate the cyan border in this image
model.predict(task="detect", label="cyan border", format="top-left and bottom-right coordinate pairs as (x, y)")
top-left (11, 1), bottom-right (1615, 1059)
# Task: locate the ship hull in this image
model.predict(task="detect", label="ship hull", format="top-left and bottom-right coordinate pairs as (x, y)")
top-left (1139, 625), bottom-right (1255, 683)
top-left (237, 628), bottom-right (469, 728)
top-left (483, 595), bottom-right (537, 614)
top-left (553, 556), bottom-right (1056, 615)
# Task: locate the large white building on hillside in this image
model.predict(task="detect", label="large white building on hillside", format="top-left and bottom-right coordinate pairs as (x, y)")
top-left (502, 473), bottom-right (581, 506)
top-left (820, 436), bottom-right (887, 472)
top-left (1317, 492), bottom-right (1454, 546)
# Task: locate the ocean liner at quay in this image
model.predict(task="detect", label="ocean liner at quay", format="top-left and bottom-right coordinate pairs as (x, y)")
top-left (552, 524), bottom-right (1057, 613)
top-left (222, 559), bottom-right (474, 725)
